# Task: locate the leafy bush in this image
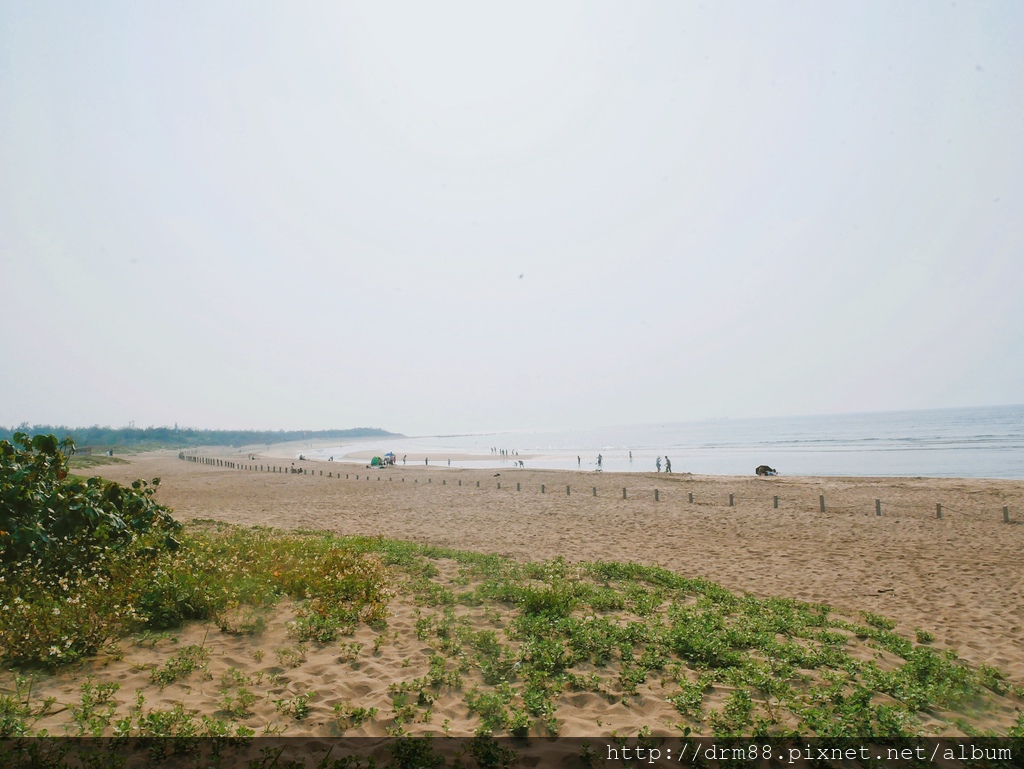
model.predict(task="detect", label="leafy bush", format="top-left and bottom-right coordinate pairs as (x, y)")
top-left (0, 432), bottom-right (180, 570)
top-left (0, 433), bottom-right (181, 663)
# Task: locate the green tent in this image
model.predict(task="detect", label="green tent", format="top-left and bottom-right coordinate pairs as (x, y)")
top-left (370, 456), bottom-right (382, 466)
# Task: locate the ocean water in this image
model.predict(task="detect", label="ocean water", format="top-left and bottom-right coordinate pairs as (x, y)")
top-left (310, 404), bottom-right (1024, 479)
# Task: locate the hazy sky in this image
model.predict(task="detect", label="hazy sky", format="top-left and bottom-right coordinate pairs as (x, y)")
top-left (2, 2), bottom-right (1022, 435)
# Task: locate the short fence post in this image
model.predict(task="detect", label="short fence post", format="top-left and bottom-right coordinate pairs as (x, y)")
top-left (1005, 506), bottom-right (1011, 523)
top-left (477, 481), bottom-right (480, 488)
top-left (458, 480), bottom-right (461, 486)
top-left (622, 488), bottom-right (627, 500)
top-left (497, 482), bottom-right (500, 489)
top-left (442, 479), bottom-right (445, 485)
top-left (773, 495), bottom-right (779, 509)
top-left (688, 492), bottom-right (694, 503)
top-left (819, 495), bottom-right (826, 513)
top-left (728, 494), bottom-right (734, 507)
top-left (566, 485), bottom-right (570, 496)
top-left (593, 487), bottom-right (597, 496)
top-left (541, 484), bottom-right (545, 494)
top-left (655, 489), bottom-right (659, 501)
top-left (876, 499), bottom-right (882, 516)
top-left (517, 482), bottom-right (521, 491)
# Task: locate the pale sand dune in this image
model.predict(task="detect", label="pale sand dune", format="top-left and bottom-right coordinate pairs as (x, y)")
top-left (28, 450), bottom-right (1024, 737)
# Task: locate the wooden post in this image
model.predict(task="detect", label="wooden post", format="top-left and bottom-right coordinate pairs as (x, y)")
top-left (655, 489), bottom-right (659, 501)
top-left (622, 488), bottom-right (627, 500)
top-left (593, 487), bottom-right (597, 497)
top-left (688, 492), bottom-right (694, 503)
top-left (1005, 506), bottom-right (1011, 523)
top-left (566, 485), bottom-right (570, 496)
top-left (876, 499), bottom-right (882, 516)
top-left (497, 482), bottom-right (500, 489)
top-left (458, 480), bottom-right (461, 486)
top-left (442, 479), bottom-right (445, 485)
top-left (477, 480), bottom-right (480, 488)
top-left (936, 503), bottom-right (942, 519)
top-left (819, 495), bottom-right (825, 513)
top-left (541, 484), bottom-right (545, 494)
top-left (728, 494), bottom-right (734, 507)
top-left (517, 482), bottom-right (521, 491)
top-left (773, 495), bottom-right (779, 509)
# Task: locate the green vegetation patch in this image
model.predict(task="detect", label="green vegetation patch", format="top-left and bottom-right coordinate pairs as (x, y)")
top-left (0, 434), bottom-right (390, 667)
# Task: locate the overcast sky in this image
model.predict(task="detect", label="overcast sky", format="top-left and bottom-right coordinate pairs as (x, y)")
top-left (2, 2), bottom-right (1022, 435)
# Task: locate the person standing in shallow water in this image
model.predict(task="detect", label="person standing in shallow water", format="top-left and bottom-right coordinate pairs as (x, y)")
top-left (665, 456), bottom-right (672, 473)
top-left (597, 454), bottom-right (602, 468)
top-left (656, 456), bottom-right (661, 473)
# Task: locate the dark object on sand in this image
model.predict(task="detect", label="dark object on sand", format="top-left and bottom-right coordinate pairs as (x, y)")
top-left (755, 465), bottom-right (778, 476)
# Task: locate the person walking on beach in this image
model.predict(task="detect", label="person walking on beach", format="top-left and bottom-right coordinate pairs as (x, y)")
top-left (577, 456), bottom-right (581, 467)
top-left (597, 454), bottom-right (602, 468)
top-left (425, 458), bottom-right (429, 465)
top-left (403, 455), bottom-right (406, 465)
top-left (656, 456), bottom-right (662, 473)
top-left (665, 456), bottom-right (672, 473)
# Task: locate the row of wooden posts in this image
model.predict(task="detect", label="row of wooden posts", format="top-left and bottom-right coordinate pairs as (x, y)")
top-left (178, 455), bottom-right (1015, 523)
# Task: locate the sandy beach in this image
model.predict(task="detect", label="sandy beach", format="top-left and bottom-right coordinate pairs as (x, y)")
top-left (22, 449), bottom-right (1024, 738)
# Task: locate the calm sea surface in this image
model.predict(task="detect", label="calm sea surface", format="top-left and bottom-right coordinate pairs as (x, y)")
top-left (311, 405), bottom-right (1024, 479)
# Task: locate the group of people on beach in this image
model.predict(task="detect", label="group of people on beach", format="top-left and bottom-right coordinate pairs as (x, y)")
top-left (576, 453), bottom-right (671, 473)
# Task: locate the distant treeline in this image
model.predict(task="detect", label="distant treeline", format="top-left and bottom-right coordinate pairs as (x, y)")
top-left (0, 425), bottom-right (400, 450)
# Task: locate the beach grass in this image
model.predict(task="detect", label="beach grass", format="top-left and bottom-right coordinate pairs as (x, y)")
top-left (66, 454), bottom-right (131, 470)
top-left (2, 520), bottom-right (1021, 739)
